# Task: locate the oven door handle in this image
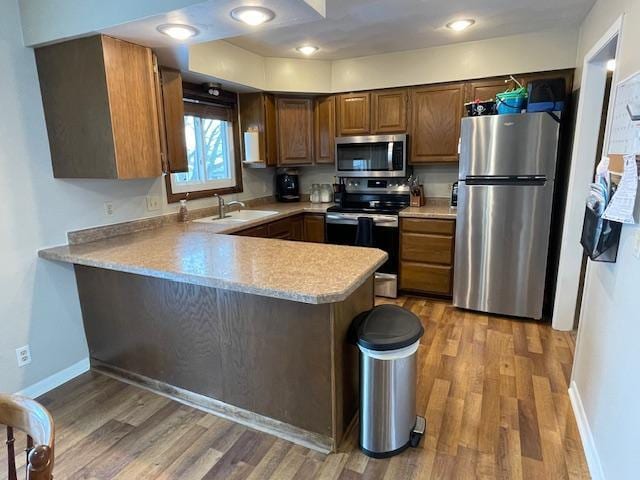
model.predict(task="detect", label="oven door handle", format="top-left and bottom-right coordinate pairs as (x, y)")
top-left (325, 214), bottom-right (398, 227)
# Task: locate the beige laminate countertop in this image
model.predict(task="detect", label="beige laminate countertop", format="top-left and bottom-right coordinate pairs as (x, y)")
top-left (399, 198), bottom-right (457, 220)
top-left (39, 202), bottom-right (387, 305)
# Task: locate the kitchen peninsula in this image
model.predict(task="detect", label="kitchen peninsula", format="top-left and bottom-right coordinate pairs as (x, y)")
top-left (39, 205), bottom-right (387, 453)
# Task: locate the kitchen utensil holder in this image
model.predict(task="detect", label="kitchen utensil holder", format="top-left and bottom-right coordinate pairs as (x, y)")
top-left (580, 205), bottom-right (622, 262)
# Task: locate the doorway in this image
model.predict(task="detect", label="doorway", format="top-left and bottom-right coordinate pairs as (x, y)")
top-left (552, 17), bottom-right (623, 331)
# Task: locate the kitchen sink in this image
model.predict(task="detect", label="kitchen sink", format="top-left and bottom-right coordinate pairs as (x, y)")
top-left (193, 210), bottom-right (280, 224)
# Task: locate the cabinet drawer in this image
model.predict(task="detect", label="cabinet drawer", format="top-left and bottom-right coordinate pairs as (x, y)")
top-left (401, 233), bottom-right (453, 265)
top-left (400, 262), bottom-right (452, 295)
top-left (401, 218), bottom-right (455, 235)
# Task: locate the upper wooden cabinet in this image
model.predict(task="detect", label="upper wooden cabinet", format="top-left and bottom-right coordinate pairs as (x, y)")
top-left (409, 83), bottom-right (465, 164)
top-left (314, 96), bottom-right (336, 164)
top-left (239, 92), bottom-right (278, 166)
top-left (157, 67), bottom-right (188, 173)
top-left (337, 92), bottom-right (371, 136)
top-left (371, 88), bottom-right (408, 133)
top-left (35, 35), bottom-right (162, 179)
top-left (465, 77), bottom-right (521, 104)
top-left (276, 97), bottom-right (314, 165)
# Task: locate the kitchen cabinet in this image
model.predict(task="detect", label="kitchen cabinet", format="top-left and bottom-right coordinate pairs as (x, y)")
top-left (276, 98), bottom-right (314, 165)
top-left (314, 96), bottom-right (336, 164)
top-left (239, 92), bottom-right (278, 166)
top-left (157, 67), bottom-right (188, 173)
top-left (35, 34), bottom-right (163, 179)
top-left (399, 218), bottom-right (455, 296)
top-left (371, 88), bottom-right (408, 133)
top-left (337, 92), bottom-right (371, 135)
top-left (267, 215), bottom-right (304, 240)
top-left (304, 214), bottom-right (326, 243)
top-left (409, 83), bottom-right (465, 164)
top-left (465, 77), bottom-right (522, 104)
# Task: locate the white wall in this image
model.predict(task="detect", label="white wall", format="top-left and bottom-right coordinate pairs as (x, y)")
top-left (189, 29), bottom-right (578, 94)
top-left (0, 0), bottom-right (273, 395)
top-left (570, 0), bottom-right (640, 479)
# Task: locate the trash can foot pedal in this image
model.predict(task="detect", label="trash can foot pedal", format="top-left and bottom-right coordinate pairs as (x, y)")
top-left (410, 416), bottom-right (426, 448)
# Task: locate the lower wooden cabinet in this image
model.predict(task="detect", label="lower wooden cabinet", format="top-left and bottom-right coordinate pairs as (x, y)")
top-left (303, 214), bottom-right (326, 243)
top-left (399, 218), bottom-right (456, 296)
top-left (235, 214), bottom-right (310, 242)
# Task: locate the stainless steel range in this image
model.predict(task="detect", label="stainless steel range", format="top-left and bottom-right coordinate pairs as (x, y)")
top-left (326, 178), bottom-right (410, 298)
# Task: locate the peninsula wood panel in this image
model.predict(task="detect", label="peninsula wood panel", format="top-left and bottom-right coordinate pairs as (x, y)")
top-left (35, 35), bottom-right (162, 179)
top-left (276, 97), bottom-right (314, 165)
top-left (314, 96), bottom-right (336, 164)
top-left (337, 92), bottom-right (371, 135)
top-left (371, 88), bottom-right (408, 133)
top-left (73, 265), bottom-right (370, 446)
top-left (409, 83), bottom-right (465, 164)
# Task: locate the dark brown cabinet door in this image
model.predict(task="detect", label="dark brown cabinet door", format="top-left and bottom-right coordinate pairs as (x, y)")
top-left (158, 67), bottom-right (188, 173)
top-left (465, 77), bottom-right (521, 104)
top-left (304, 214), bottom-right (326, 243)
top-left (277, 97), bottom-right (314, 165)
top-left (337, 92), bottom-right (370, 136)
top-left (314, 96), bottom-right (336, 164)
top-left (372, 88), bottom-right (407, 133)
top-left (239, 93), bottom-right (278, 166)
top-left (409, 83), bottom-right (464, 164)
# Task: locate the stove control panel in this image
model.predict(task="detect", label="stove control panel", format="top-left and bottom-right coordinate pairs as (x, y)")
top-left (344, 178), bottom-right (410, 194)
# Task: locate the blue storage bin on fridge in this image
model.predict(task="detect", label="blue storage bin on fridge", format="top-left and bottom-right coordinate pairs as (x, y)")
top-left (496, 91), bottom-right (527, 114)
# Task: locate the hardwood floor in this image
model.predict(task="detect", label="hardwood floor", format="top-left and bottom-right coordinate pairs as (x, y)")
top-left (1, 297), bottom-right (590, 479)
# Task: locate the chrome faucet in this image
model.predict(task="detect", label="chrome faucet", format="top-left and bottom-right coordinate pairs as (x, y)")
top-left (214, 194), bottom-right (245, 219)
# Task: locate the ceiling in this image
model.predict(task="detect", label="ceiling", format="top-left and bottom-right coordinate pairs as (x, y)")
top-left (226, 0), bottom-right (597, 60)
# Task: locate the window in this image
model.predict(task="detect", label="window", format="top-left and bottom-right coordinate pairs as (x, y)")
top-left (166, 99), bottom-right (242, 202)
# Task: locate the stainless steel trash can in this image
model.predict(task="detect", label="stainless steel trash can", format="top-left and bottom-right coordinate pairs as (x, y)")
top-left (354, 305), bottom-right (426, 458)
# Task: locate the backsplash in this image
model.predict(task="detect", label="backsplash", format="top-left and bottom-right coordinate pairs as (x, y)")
top-left (298, 164), bottom-right (458, 198)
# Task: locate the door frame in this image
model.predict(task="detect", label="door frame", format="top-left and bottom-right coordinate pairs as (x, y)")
top-left (551, 15), bottom-right (624, 331)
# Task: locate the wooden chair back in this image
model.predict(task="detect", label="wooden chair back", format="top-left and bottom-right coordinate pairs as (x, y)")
top-left (0, 395), bottom-right (54, 480)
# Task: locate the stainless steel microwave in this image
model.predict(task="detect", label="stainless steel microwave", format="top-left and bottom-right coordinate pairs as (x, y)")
top-left (335, 134), bottom-right (407, 177)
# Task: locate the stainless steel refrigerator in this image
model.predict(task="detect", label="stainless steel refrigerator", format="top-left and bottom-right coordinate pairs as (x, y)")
top-left (453, 113), bottom-right (560, 320)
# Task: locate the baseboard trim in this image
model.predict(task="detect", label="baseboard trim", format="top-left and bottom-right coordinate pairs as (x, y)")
top-left (92, 360), bottom-right (333, 454)
top-left (16, 358), bottom-right (90, 399)
top-left (569, 381), bottom-right (605, 480)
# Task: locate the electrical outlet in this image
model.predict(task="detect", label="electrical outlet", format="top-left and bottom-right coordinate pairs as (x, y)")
top-left (146, 195), bottom-right (161, 212)
top-left (16, 345), bottom-right (31, 367)
top-left (104, 201), bottom-right (114, 216)
top-left (634, 230), bottom-right (640, 259)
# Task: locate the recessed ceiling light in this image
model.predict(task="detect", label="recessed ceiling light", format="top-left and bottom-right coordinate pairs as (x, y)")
top-left (230, 6), bottom-right (276, 26)
top-left (296, 45), bottom-right (319, 55)
top-left (157, 24), bottom-right (199, 41)
top-left (606, 59), bottom-right (616, 71)
top-left (446, 19), bottom-right (475, 31)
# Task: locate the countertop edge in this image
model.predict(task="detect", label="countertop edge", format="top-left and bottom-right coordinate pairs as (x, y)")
top-left (38, 245), bottom-right (388, 305)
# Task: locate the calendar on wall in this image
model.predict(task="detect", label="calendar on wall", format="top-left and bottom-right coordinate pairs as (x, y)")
top-left (608, 71), bottom-right (640, 155)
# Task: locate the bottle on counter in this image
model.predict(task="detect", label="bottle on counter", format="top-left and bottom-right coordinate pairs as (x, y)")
top-left (178, 199), bottom-right (189, 222)
top-left (320, 184), bottom-right (333, 203)
top-left (310, 184), bottom-right (322, 203)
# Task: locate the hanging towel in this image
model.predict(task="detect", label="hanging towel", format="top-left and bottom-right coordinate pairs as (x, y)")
top-left (355, 217), bottom-right (374, 247)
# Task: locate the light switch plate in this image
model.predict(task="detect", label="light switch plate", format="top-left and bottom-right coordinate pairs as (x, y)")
top-left (104, 201), bottom-right (114, 216)
top-left (633, 230), bottom-right (640, 259)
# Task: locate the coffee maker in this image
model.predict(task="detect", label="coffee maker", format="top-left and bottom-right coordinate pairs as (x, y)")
top-left (275, 170), bottom-right (300, 202)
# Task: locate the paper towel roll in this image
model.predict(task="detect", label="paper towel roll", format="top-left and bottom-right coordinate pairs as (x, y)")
top-left (243, 131), bottom-right (260, 163)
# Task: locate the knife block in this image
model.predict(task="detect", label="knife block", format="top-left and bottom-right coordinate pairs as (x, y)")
top-left (410, 186), bottom-right (424, 207)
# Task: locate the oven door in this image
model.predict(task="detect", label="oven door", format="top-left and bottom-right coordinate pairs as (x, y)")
top-left (335, 135), bottom-right (406, 178)
top-left (326, 213), bottom-right (399, 297)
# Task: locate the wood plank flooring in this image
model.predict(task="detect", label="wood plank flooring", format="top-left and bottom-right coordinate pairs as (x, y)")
top-left (0, 297), bottom-right (590, 479)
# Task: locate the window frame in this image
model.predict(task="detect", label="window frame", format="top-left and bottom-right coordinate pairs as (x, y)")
top-left (165, 96), bottom-right (243, 203)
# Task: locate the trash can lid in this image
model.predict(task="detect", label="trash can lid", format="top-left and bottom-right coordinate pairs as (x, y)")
top-left (356, 304), bottom-right (424, 352)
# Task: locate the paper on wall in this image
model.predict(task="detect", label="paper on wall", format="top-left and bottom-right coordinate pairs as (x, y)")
top-left (602, 154), bottom-right (639, 224)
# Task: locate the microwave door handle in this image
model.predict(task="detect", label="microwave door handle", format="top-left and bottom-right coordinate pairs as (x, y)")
top-left (387, 142), bottom-right (394, 171)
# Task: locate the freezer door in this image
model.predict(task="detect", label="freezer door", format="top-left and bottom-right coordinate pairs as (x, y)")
top-left (453, 180), bottom-right (555, 319)
top-left (459, 113), bottom-right (560, 180)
